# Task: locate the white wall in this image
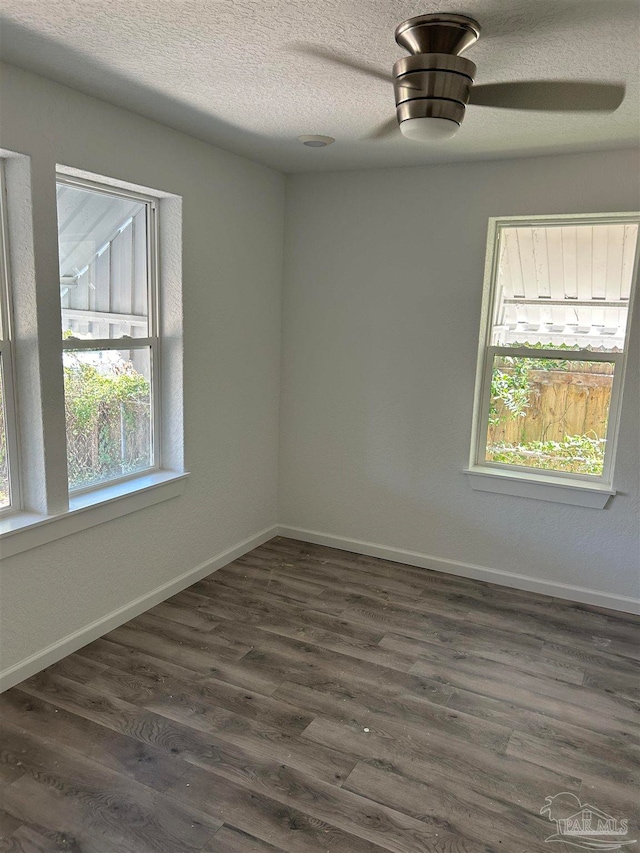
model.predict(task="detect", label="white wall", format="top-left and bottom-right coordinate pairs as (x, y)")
top-left (280, 150), bottom-right (640, 604)
top-left (0, 64), bottom-right (285, 673)
top-left (1, 63), bottom-right (638, 685)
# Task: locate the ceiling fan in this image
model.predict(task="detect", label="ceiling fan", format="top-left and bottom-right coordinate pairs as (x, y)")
top-left (296, 13), bottom-right (626, 142)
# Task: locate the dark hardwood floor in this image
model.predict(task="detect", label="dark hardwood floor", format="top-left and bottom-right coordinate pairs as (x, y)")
top-left (1, 536), bottom-right (638, 852)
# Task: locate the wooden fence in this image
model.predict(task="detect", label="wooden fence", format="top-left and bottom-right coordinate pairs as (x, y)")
top-left (488, 363), bottom-right (613, 445)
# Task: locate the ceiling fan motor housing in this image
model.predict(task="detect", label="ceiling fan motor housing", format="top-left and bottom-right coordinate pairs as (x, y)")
top-left (394, 14), bottom-right (480, 131)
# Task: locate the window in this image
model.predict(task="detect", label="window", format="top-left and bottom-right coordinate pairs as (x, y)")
top-left (57, 176), bottom-right (159, 492)
top-left (468, 213), bottom-right (639, 506)
top-left (0, 163), bottom-right (20, 513)
top-left (0, 160), bottom-right (184, 557)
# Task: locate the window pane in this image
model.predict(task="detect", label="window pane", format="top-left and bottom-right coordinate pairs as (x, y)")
top-left (485, 355), bottom-right (614, 476)
top-left (491, 223), bottom-right (638, 352)
top-left (57, 183), bottom-right (149, 339)
top-left (0, 361), bottom-right (9, 508)
top-left (64, 348), bottom-right (153, 490)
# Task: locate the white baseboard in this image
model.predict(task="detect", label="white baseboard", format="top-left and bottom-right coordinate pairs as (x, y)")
top-left (0, 525), bottom-right (278, 693)
top-left (3, 520), bottom-right (636, 694)
top-left (278, 525), bottom-right (640, 615)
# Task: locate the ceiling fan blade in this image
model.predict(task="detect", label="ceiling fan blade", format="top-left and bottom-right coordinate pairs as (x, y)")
top-left (470, 81), bottom-right (625, 112)
top-left (366, 117), bottom-right (399, 140)
top-left (288, 43), bottom-right (395, 86)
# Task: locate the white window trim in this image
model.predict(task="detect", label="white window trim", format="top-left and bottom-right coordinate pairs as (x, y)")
top-left (0, 159), bottom-right (186, 555)
top-left (59, 173), bottom-right (162, 493)
top-left (0, 162), bottom-right (21, 515)
top-left (0, 472), bottom-right (188, 558)
top-left (466, 211), bottom-right (640, 508)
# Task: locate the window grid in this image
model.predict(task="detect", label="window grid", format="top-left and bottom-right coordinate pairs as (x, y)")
top-left (475, 346), bottom-right (623, 485)
top-left (57, 175), bottom-right (161, 494)
top-left (470, 213), bottom-right (640, 489)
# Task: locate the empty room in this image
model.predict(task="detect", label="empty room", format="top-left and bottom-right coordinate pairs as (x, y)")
top-left (0, 2), bottom-right (639, 851)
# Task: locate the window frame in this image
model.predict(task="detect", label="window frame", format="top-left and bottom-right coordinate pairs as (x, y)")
top-left (0, 158), bottom-right (186, 558)
top-left (0, 161), bottom-right (22, 516)
top-left (57, 173), bottom-right (162, 494)
top-left (467, 211), bottom-right (640, 503)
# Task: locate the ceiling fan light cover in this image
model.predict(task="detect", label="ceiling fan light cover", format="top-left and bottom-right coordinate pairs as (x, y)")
top-left (400, 117), bottom-right (460, 142)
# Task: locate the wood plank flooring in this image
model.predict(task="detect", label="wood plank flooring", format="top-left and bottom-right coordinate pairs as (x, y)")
top-left (1, 536), bottom-right (638, 852)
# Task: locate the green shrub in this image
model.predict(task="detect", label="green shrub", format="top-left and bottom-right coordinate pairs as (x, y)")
top-left (487, 434), bottom-right (605, 475)
top-left (64, 356), bottom-right (150, 488)
top-left (490, 357), bottom-right (531, 424)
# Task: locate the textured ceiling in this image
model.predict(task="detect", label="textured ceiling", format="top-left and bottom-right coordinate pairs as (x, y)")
top-left (1, 0), bottom-right (639, 172)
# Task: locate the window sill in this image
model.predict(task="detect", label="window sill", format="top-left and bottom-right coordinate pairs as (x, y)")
top-left (0, 471), bottom-right (189, 558)
top-left (464, 467), bottom-right (614, 508)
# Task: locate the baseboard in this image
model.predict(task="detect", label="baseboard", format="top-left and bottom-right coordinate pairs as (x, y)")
top-left (4, 521), bottom-right (636, 694)
top-left (0, 524), bottom-right (278, 693)
top-left (277, 525), bottom-right (640, 615)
